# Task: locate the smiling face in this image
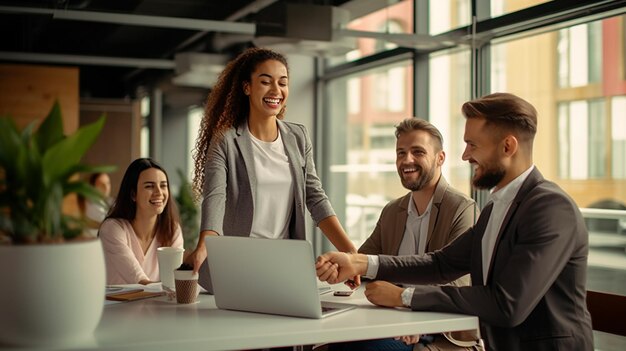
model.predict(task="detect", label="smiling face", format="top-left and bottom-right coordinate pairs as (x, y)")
top-left (395, 129), bottom-right (444, 192)
top-left (133, 168), bottom-right (169, 217)
top-left (462, 118), bottom-right (507, 190)
top-left (243, 59), bottom-right (288, 120)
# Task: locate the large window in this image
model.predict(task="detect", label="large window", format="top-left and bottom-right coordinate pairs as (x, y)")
top-left (490, 15), bottom-right (626, 208)
top-left (429, 49), bottom-right (472, 195)
top-left (491, 0), bottom-right (553, 17)
top-left (328, 0), bottom-right (413, 66)
top-left (325, 60), bottom-right (413, 247)
top-left (429, 0), bottom-right (471, 35)
top-left (321, 4), bottom-right (626, 349)
top-left (557, 99), bottom-right (606, 179)
top-left (613, 96), bottom-right (626, 179)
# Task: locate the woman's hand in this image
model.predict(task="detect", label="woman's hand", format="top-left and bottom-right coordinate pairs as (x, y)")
top-left (184, 230), bottom-right (218, 273)
top-left (185, 246), bottom-right (208, 274)
top-left (317, 216), bottom-right (361, 288)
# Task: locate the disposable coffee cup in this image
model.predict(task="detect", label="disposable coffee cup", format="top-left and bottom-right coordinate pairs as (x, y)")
top-left (157, 247), bottom-right (184, 293)
top-left (174, 269), bottom-right (199, 304)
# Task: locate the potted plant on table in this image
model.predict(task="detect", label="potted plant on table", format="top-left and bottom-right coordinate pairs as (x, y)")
top-left (0, 101), bottom-right (113, 347)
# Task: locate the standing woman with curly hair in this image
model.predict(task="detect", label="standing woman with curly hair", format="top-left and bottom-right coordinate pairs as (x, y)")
top-left (185, 47), bottom-right (359, 285)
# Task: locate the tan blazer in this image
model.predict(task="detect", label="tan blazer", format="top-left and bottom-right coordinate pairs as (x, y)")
top-left (359, 176), bottom-right (478, 275)
top-left (359, 176), bottom-right (479, 347)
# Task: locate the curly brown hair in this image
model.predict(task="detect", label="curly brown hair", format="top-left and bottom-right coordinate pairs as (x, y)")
top-left (191, 47), bottom-right (289, 198)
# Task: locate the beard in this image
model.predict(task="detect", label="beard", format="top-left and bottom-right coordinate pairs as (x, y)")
top-left (399, 163), bottom-right (436, 192)
top-left (472, 161), bottom-right (506, 189)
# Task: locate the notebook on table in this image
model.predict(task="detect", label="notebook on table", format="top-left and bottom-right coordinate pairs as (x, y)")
top-left (204, 236), bottom-right (356, 319)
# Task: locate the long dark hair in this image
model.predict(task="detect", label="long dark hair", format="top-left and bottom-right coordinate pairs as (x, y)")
top-left (191, 47), bottom-right (289, 198)
top-left (107, 158), bottom-right (179, 247)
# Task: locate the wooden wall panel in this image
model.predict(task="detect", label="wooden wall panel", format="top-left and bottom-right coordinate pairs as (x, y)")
top-left (0, 64), bottom-right (79, 133)
top-left (80, 99), bottom-right (142, 197)
top-left (0, 63), bottom-right (80, 218)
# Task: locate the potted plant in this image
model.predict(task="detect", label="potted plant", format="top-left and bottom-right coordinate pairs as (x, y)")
top-left (0, 101), bottom-right (113, 347)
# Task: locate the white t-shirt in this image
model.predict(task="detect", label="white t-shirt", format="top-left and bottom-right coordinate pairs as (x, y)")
top-left (249, 129), bottom-right (294, 239)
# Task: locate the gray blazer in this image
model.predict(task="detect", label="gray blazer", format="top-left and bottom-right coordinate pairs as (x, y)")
top-left (376, 168), bottom-right (593, 351)
top-left (200, 120), bottom-right (335, 240)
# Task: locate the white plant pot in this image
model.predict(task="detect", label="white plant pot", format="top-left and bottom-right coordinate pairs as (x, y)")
top-left (0, 239), bottom-right (105, 347)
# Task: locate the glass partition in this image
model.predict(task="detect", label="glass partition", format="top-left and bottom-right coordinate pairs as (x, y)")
top-left (325, 60), bottom-right (413, 247)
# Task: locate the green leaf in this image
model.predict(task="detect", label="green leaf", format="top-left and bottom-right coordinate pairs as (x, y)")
top-left (35, 101), bottom-right (65, 152)
top-left (65, 181), bottom-right (107, 208)
top-left (41, 116), bottom-right (106, 187)
top-left (66, 164), bottom-right (117, 176)
top-left (40, 182), bottom-right (64, 238)
top-left (1, 101), bottom-right (108, 242)
top-left (0, 118), bottom-right (19, 166)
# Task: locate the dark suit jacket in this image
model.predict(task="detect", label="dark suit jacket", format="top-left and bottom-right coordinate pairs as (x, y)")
top-left (376, 168), bottom-right (593, 351)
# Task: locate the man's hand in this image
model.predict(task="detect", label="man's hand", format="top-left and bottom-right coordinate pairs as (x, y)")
top-left (364, 280), bottom-right (405, 308)
top-left (315, 252), bottom-right (368, 284)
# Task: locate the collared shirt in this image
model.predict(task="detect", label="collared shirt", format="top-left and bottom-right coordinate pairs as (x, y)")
top-left (365, 165), bottom-right (536, 305)
top-left (481, 165), bottom-right (535, 284)
top-left (398, 196), bottom-right (433, 256)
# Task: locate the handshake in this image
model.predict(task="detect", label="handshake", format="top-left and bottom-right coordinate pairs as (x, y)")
top-left (315, 252), bottom-right (367, 286)
top-left (315, 252), bottom-right (406, 308)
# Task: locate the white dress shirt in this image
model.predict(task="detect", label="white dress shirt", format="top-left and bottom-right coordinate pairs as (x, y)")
top-left (481, 165), bottom-right (534, 284)
top-left (365, 165), bottom-right (535, 305)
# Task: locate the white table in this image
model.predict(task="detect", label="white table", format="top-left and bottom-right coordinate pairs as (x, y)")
top-left (32, 284), bottom-right (478, 350)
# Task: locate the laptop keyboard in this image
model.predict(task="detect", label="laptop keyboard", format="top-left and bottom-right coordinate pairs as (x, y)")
top-left (322, 306), bottom-right (338, 313)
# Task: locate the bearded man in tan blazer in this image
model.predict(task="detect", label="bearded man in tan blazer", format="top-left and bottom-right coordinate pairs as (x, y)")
top-left (329, 118), bottom-right (480, 351)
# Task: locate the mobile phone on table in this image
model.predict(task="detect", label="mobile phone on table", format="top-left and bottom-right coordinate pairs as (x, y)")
top-left (333, 290), bottom-right (353, 297)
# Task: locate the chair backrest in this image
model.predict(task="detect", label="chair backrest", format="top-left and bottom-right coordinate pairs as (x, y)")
top-left (584, 199), bottom-right (626, 233)
top-left (586, 290), bottom-right (626, 336)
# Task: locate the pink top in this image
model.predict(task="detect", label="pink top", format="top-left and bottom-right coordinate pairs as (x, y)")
top-left (100, 218), bottom-right (184, 284)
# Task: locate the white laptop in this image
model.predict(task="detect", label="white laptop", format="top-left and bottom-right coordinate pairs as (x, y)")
top-left (204, 236), bottom-right (356, 319)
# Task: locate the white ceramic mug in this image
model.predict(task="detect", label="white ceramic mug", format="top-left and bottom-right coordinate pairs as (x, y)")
top-left (156, 247), bottom-right (184, 292)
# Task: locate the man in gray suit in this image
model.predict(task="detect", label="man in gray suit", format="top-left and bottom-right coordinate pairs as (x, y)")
top-left (316, 93), bottom-right (593, 351)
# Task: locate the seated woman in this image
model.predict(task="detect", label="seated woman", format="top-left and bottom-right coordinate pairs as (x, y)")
top-left (100, 158), bottom-right (183, 285)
